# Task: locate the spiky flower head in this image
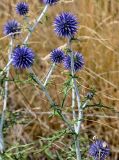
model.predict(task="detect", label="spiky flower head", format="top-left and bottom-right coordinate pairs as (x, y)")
top-left (16, 2), bottom-right (29, 16)
top-left (89, 140), bottom-right (110, 160)
top-left (12, 46), bottom-right (35, 69)
top-left (50, 48), bottom-right (65, 64)
top-left (43, 0), bottom-right (59, 5)
top-left (54, 12), bottom-right (78, 38)
top-left (64, 52), bottom-right (84, 72)
top-left (3, 20), bottom-right (21, 37)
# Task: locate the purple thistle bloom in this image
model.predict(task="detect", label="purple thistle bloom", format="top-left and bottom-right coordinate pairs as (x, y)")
top-left (50, 49), bottom-right (65, 64)
top-left (16, 2), bottom-right (29, 16)
top-left (3, 20), bottom-right (21, 37)
top-left (43, 0), bottom-right (59, 5)
top-left (12, 46), bottom-right (35, 69)
top-left (54, 12), bottom-right (78, 38)
top-left (64, 52), bottom-right (84, 72)
top-left (89, 140), bottom-right (110, 160)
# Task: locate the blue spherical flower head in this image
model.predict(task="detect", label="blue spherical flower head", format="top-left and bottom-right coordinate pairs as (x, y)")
top-left (50, 49), bottom-right (65, 64)
top-left (54, 12), bottom-right (78, 38)
top-left (16, 2), bottom-right (29, 16)
top-left (89, 140), bottom-right (110, 160)
top-left (64, 52), bottom-right (84, 72)
top-left (12, 46), bottom-right (35, 69)
top-left (43, 0), bottom-right (59, 5)
top-left (3, 20), bottom-right (21, 37)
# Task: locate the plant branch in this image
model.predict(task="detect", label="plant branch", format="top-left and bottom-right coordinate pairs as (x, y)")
top-left (28, 68), bottom-right (74, 133)
top-left (44, 63), bottom-right (55, 86)
top-left (23, 4), bottom-right (49, 44)
top-left (68, 38), bottom-right (82, 160)
top-left (0, 38), bottom-right (13, 152)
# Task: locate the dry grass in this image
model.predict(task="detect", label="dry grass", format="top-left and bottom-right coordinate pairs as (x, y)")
top-left (0, 0), bottom-right (119, 159)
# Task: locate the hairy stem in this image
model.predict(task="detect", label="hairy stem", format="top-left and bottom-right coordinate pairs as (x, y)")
top-left (75, 135), bottom-right (81, 160)
top-left (73, 79), bottom-right (82, 134)
top-left (44, 63), bottom-right (55, 86)
top-left (0, 38), bottom-right (13, 152)
top-left (23, 4), bottom-right (49, 44)
top-left (72, 81), bottom-right (77, 131)
top-left (70, 52), bottom-right (82, 160)
top-left (0, 59), bottom-right (12, 77)
top-left (28, 68), bottom-right (74, 133)
top-left (68, 38), bottom-right (82, 160)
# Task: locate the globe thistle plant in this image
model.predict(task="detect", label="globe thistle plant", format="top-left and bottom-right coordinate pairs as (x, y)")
top-left (1, 1), bottom-right (109, 159)
top-left (12, 46), bottom-right (35, 69)
top-left (89, 140), bottom-right (110, 160)
top-left (50, 48), bottom-right (65, 64)
top-left (43, 0), bottom-right (59, 5)
top-left (3, 20), bottom-right (21, 37)
top-left (16, 2), bottom-right (29, 16)
top-left (64, 52), bottom-right (84, 72)
top-left (54, 12), bottom-right (78, 38)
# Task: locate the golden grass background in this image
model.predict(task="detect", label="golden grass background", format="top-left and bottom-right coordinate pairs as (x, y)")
top-left (0, 0), bottom-right (119, 159)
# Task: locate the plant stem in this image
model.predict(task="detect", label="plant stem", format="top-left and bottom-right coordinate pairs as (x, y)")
top-left (82, 100), bottom-right (89, 109)
top-left (28, 68), bottom-right (74, 133)
top-left (68, 38), bottom-right (82, 160)
top-left (44, 63), bottom-right (55, 86)
top-left (73, 79), bottom-right (82, 134)
top-left (0, 59), bottom-right (12, 77)
top-left (23, 4), bottom-right (49, 44)
top-left (0, 38), bottom-right (13, 152)
top-left (29, 68), bottom-right (54, 105)
top-left (71, 72), bottom-right (77, 131)
top-left (75, 135), bottom-right (81, 160)
top-left (70, 52), bottom-right (82, 160)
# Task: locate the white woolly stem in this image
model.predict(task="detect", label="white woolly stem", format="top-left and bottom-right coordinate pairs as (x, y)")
top-left (0, 38), bottom-right (13, 152)
top-left (76, 99), bottom-right (89, 133)
top-left (70, 51), bottom-right (82, 160)
top-left (0, 59), bottom-right (12, 77)
top-left (72, 80), bottom-right (77, 131)
top-left (68, 38), bottom-right (82, 160)
top-left (2, 39), bottom-right (13, 112)
top-left (29, 68), bottom-right (54, 105)
top-left (23, 4), bottom-right (49, 44)
top-left (75, 135), bottom-right (82, 160)
top-left (73, 78), bottom-right (82, 134)
top-left (81, 100), bottom-right (89, 109)
top-left (44, 63), bottom-right (55, 86)
top-left (28, 68), bottom-right (74, 133)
